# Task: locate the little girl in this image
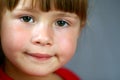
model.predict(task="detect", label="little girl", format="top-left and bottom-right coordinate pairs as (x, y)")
top-left (0, 0), bottom-right (88, 80)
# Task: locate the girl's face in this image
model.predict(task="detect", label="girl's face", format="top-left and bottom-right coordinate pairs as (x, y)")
top-left (1, 0), bottom-right (80, 76)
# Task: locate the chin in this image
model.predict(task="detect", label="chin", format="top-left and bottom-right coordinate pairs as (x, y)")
top-left (21, 67), bottom-right (54, 77)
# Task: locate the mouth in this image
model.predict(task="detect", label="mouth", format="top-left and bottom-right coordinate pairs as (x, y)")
top-left (24, 52), bottom-right (53, 61)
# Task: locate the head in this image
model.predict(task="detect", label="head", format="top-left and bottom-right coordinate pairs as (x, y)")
top-left (0, 0), bottom-right (87, 77)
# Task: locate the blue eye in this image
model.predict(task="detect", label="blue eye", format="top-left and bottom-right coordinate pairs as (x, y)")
top-left (56, 20), bottom-right (69, 27)
top-left (20, 16), bottom-right (34, 23)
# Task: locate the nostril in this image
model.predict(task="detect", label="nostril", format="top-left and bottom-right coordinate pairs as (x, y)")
top-left (46, 43), bottom-right (51, 46)
top-left (36, 42), bottom-right (40, 44)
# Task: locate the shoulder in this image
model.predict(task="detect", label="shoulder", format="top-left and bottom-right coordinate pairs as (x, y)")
top-left (55, 67), bottom-right (80, 80)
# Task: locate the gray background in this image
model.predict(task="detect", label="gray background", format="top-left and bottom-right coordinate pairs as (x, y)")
top-left (65, 0), bottom-right (120, 80)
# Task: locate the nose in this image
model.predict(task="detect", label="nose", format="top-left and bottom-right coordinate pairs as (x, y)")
top-left (31, 24), bottom-right (53, 46)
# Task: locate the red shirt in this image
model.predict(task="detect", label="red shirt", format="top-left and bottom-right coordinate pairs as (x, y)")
top-left (0, 67), bottom-right (80, 80)
top-left (56, 68), bottom-right (80, 80)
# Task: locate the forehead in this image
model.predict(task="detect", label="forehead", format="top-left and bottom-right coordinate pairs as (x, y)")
top-left (14, 0), bottom-right (80, 13)
top-left (13, 0), bottom-right (79, 18)
top-left (16, 0), bottom-right (38, 9)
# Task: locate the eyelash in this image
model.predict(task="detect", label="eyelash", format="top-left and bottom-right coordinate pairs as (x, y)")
top-left (55, 19), bottom-right (70, 27)
top-left (20, 15), bottom-right (35, 23)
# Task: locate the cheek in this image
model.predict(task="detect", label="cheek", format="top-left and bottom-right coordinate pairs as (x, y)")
top-left (57, 34), bottom-right (78, 63)
top-left (1, 24), bottom-right (29, 53)
top-left (61, 38), bottom-right (77, 53)
top-left (11, 32), bottom-right (28, 49)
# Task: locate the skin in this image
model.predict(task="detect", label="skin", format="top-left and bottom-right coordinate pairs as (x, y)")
top-left (0, 0), bottom-right (81, 80)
